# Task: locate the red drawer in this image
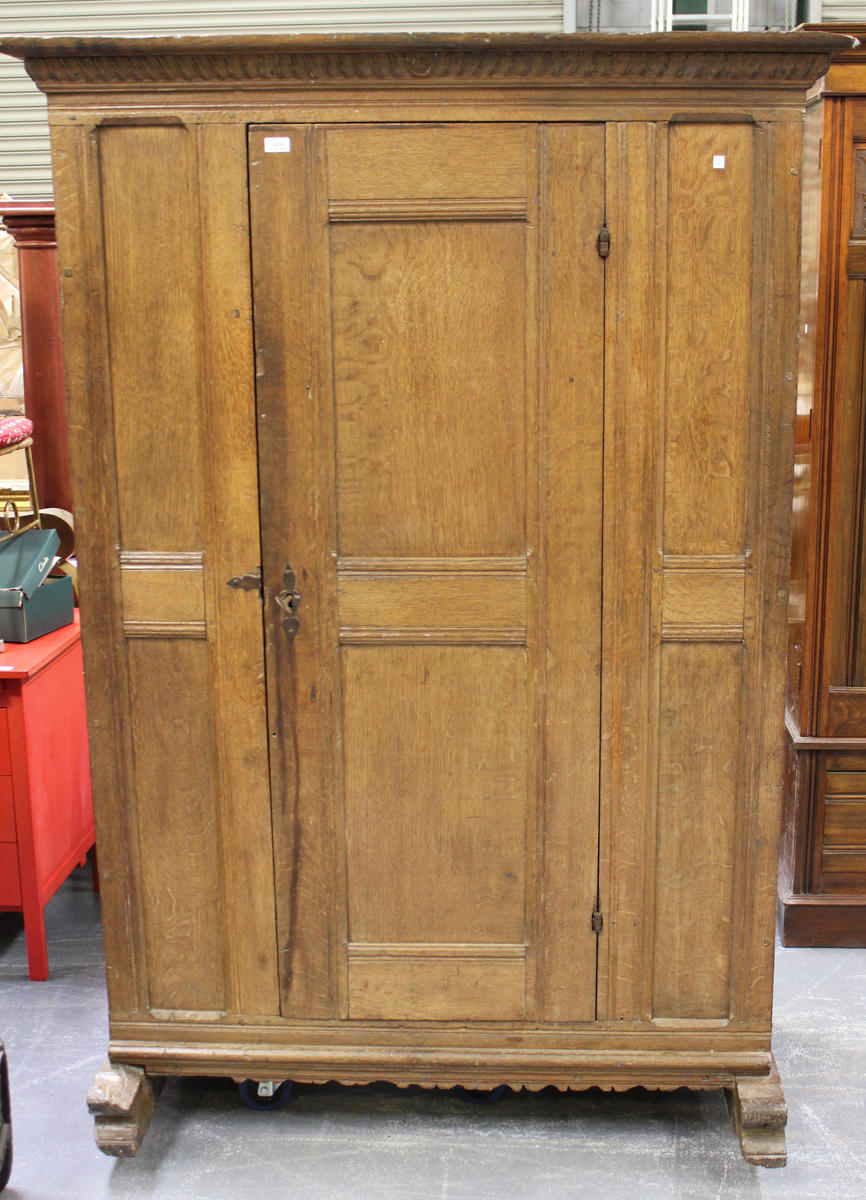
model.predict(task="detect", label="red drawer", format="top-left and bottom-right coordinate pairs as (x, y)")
top-left (0, 710), bottom-right (10, 776)
top-left (0, 776), bottom-right (14, 842)
top-left (0, 842), bottom-right (21, 906)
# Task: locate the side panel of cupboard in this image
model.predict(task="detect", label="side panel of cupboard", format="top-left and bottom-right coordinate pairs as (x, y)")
top-left (52, 112), bottom-right (798, 1037)
top-left (52, 121), bottom-right (282, 1017)
top-left (782, 31), bottom-right (866, 945)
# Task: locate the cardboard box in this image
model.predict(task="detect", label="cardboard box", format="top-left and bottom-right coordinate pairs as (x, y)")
top-left (0, 529), bottom-right (73, 642)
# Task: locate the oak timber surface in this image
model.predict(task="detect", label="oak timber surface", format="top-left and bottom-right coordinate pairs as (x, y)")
top-left (783, 27), bottom-right (866, 946)
top-left (0, 31), bottom-right (836, 1162)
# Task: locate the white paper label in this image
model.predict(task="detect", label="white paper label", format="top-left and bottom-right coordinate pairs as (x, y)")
top-left (712, 155), bottom-right (726, 170)
top-left (264, 137), bottom-right (292, 154)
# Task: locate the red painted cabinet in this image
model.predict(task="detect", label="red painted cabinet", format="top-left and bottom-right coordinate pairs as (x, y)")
top-left (0, 614), bottom-right (95, 979)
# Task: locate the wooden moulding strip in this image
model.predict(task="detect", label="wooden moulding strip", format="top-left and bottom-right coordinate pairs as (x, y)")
top-left (660, 552), bottom-right (747, 642)
top-left (786, 707), bottom-right (866, 749)
top-left (336, 556), bottom-right (527, 644)
top-left (329, 198), bottom-right (527, 222)
top-left (107, 1042), bottom-right (773, 1088)
top-left (119, 550), bottom-right (206, 638)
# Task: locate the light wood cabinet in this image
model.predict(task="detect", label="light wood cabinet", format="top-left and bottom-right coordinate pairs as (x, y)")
top-left (782, 26), bottom-right (866, 947)
top-left (0, 30), bottom-right (848, 1165)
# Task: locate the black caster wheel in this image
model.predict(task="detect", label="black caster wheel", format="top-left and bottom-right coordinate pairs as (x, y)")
top-left (456, 1084), bottom-right (506, 1106)
top-left (0, 1040), bottom-right (11, 1192)
top-left (238, 1079), bottom-right (293, 1111)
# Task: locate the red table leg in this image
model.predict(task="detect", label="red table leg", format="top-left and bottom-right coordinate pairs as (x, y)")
top-left (21, 891), bottom-right (48, 981)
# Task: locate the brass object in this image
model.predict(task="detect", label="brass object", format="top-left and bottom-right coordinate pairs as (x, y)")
top-left (275, 563), bottom-right (301, 642)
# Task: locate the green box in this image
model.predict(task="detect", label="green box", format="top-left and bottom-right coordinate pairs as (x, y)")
top-left (0, 575), bottom-right (74, 643)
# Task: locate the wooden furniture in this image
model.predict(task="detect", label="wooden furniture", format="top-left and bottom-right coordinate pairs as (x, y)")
top-left (0, 613), bottom-right (95, 980)
top-left (781, 26), bottom-right (866, 948)
top-left (0, 30), bottom-right (848, 1165)
top-left (0, 202), bottom-right (73, 515)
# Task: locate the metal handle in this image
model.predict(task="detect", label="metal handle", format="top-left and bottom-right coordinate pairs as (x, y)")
top-left (275, 563), bottom-right (301, 642)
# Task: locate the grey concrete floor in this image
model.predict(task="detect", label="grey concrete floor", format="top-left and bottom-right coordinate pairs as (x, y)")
top-left (0, 868), bottom-right (864, 1199)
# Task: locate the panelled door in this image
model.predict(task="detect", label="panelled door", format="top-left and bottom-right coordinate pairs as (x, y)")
top-left (249, 122), bottom-right (605, 1023)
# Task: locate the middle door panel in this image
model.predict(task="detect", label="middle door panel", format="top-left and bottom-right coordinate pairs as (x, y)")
top-left (330, 125), bottom-right (534, 1021)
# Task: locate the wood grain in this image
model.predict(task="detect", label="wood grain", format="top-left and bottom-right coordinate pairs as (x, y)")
top-left (128, 640), bottom-right (225, 1012)
top-left (249, 125), bottom-right (334, 1018)
top-left (99, 125), bottom-right (204, 552)
top-left (826, 686), bottom-right (866, 735)
top-left (825, 770), bottom-right (866, 794)
top-left (661, 562), bottom-right (745, 636)
top-left (25, 31), bottom-right (820, 1129)
top-left (342, 646), bottom-right (526, 952)
top-left (332, 219), bottom-right (526, 558)
top-left (52, 121), bottom-right (149, 1014)
top-left (348, 953), bottom-right (525, 1021)
top-left (539, 123), bottom-right (604, 1023)
top-left (654, 644), bottom-right (742, 1019)
top-left (197, 122), bottom-right (279, 1018)
top-left (329, 198), bottom-right (526, 222)
top-left (120, 562), bottom-right (205, 635)
top-left (337, 568), bottom-right (526, 642)
top-left (823, 800), bottom-right (866, 844)
top-left (664, 124), bottom-right (753, 556)
top-left (600, 120), bottom-right (663, 1024)
top-left (325, 125), bottom-right (527, 201)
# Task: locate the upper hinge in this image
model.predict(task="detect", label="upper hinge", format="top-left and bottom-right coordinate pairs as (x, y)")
top-left (591, 910), bottom-right (603, 934)
top-left (597, 227), bottom-right (610, 259)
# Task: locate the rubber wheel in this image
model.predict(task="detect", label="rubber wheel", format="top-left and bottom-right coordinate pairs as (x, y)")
top-left (456, 1084), bottom-right (506, 1106)
top-left (0, 1048), bottom-right (11, 1192)
top-left (0, 1132), bottom-right (10, 1193)
top-left (238, 1079), bottom-right (293, 1111)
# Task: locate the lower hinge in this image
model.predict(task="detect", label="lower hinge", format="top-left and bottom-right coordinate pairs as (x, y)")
top-left (597, 227), bottom-right (610, 258)
top-left (591, 910), bottom-right (603, 934)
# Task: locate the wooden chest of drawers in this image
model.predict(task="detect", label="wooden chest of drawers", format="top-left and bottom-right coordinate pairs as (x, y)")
top-left (0, 616), bottom-right (95, 979)
top-left (0, 29), bottom-right (849, 1165)
top-left (781, 26), bottom-right (866, 947)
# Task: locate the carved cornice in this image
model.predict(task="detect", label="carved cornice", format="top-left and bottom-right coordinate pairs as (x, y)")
top-left (0, 33), bottom-right (855, 95)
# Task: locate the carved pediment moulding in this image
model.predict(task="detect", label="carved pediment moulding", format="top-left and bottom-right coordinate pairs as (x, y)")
top-left (0, 32), bottom-right (854, 96)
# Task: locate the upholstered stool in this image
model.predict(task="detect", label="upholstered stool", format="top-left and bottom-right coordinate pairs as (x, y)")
top-left (0, 414), bottom-right (40, 542)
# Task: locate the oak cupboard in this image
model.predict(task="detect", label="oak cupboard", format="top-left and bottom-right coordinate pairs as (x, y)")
top-left (781, 26), bottom-right (866, 948)
top-left (0, 30), bottom-right (848, 1166)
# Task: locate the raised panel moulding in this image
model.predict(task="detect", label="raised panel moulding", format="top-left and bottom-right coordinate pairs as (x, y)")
top-left (661, 553), bottom-right (747, 641)
top-left (120, 551), bottom-right (206, 638)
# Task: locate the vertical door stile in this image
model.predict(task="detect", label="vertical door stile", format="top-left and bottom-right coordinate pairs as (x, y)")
top-left (539, 122), bottom-right (606, 1024)
top-left (524, 123), bottom-right (541, 1024)
top-left (312, 125), bottom-right (351, 1022)
top-left (248, 124), bottom-right (337, 1021)
top-left (196, 121), bottom-right (279, 1019)
top-left (643, 120), bottom-right (668, 1025)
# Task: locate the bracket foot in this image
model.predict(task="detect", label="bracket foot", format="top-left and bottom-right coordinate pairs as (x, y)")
top-left (727, 1054), bottom-right (787, 1167)
top-left (87, 1060), bottom-right (164, 1157)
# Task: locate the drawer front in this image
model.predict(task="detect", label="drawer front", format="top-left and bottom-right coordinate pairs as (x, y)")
top-left (0, 710), bottom-right (10, 777)
top-left (825, 771), bottom-right (866, 796)
top-left (0, 776), bottom-right (14, 842)
top-left (823, 799), bottom-right (866, 847)
top-left (0, 842), bottom-right (21, 906)
top-left (820, 850), bottom-right (866, 895)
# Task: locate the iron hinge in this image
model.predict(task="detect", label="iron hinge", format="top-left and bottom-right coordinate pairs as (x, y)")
top-left (226, 566), bottom-right (262, 596)
top-left (597, 227), bottom-right (610, 259)
top-left (591, 910), bottom-right (603, 934)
